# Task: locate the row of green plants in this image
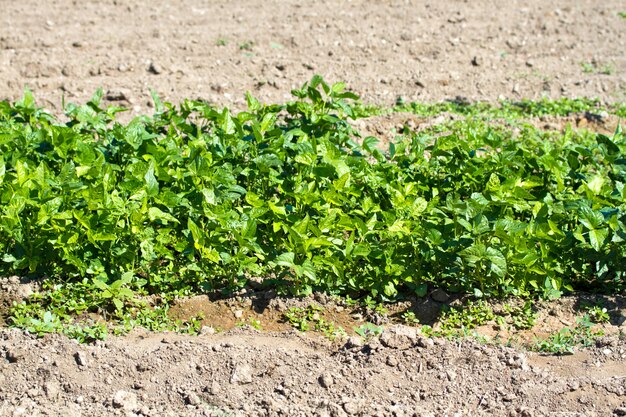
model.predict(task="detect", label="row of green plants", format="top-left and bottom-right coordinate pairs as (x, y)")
top-left (1, 76), bottom-right (625, 339)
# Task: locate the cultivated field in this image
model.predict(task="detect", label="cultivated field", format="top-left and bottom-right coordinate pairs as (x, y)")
top-left (1, 1), bottom-right (625, 416)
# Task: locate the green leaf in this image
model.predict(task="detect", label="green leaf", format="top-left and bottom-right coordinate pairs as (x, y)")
top-left (588, 228), bottom-right (608, 251)
top-left (148, 207), bottom-right (179, 224)
top-left (144, 163), bottom-right (159, 197)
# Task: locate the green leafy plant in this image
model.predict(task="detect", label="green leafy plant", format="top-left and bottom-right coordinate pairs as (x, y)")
top-left (239, 40), bottom-right (254, 51)
top-left (284, 305), bottom-right (344, 340)
top-left (439, 300), bottom-right (495, 331)
top-left (580, 302), bottom-right (610, 324)
top-left (237, 317), bottom-right (262, 330)
top-left (401, 310), bottom-right (420, 326)
top-left (1, 77), bottom-right (625, 341)
top-left (354, 322), bottom-right (383, 339)
top-left (503, 301), bottom-right (538, 330)
top-left (581, 61), bottom-right (615, 75)
top-left (532, 315), bottom-right (604, 354)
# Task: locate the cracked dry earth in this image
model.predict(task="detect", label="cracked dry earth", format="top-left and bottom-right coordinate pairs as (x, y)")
top-left (0, 327), bottom-right (625, 417)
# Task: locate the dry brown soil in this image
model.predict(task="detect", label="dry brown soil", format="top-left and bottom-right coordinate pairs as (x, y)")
top-left (1, 1), bottom-right (626, 416)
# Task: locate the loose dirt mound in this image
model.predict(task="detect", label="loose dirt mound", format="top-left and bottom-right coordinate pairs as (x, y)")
top-left (1, 328), bottom-right (625, 417)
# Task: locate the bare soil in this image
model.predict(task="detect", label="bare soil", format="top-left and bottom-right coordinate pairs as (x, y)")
top-left (0, 0), bottom-right (625, 114)
top-left (1, 1), bottom-right (626, 416)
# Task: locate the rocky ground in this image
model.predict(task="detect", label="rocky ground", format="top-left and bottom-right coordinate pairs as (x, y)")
top-left (1, 326), bottom-right (625, 417)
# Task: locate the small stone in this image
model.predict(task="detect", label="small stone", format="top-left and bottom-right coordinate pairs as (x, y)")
top-left (148, 62), bottom-right (162, 75)
top-left (185, 392), bottom-right (201, 406)
top-left (234, 310), bottom-right (244, 319)
top-left (112, 390), bottom-right (138, 411)
top-left (347, 336), bottom-right (364, 348)
top-left (200, 326), bottom-right (215, 335)
top-left (6, 349), bottom-right (24, 363)
top-left (318, 374), bottom-right (334, 389)
top-left (414, 79), bottom-right (426, 88)
top-left (602, 348), bottom-right (612, 356)
top-left (430, 289), bottom-right (449, 303)
top-left (207, 381), bottom-right (220, 395)
top-left (598, 110), bottom-right (609, 121)
top-left (512, 84), bottom-right (520, 94)
top-left (44, 382), bottom-right (60, 400)
top-left (386, 355), bottom-right (399, 367)
top-left (417, 337), bottom-right (434, 349)
top-left (105, 89), bottom-right (129, 102)
top-left (446, 370), bottom-right (456, 381)
top-left (380, 326), bottom-right (418, 349)
top-left (343, 400), bottom-right (360, 415)
top-left (471, 56), bottom-right (481, 66)
top-left (74, 351), bottom-right (88, 367)
top-left (72, 41), bottom-right (83, 48)
top-left (614, 407), bottom-right (626, 416)
top-left (230, 364), bottom-right (253, 384)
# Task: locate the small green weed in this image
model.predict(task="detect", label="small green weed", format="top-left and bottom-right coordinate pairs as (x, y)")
top-left (401, 310), bottom-right (420, 326)
top-left (503, 301), bottom-right (538, 330)
top-left (581, 61), bottom-right (615, 75)
top-left (239, 40), bottom-right (254, 51)
top-left (354, 322), bottom-right (383, 339)
top-left (439, 300), bottom-right (495, 331)
top-left (237, 317), bottom-right (262, 330)
top-left (580, 302), bottom-right (610, 324)
top-left (532, 315), bottom-right (603, 354)
top-left (284, 305), bottom-right (344, 340)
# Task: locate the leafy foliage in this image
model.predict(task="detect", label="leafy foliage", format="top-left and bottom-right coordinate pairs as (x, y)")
top-left (1, 77), bottom-right (625, 339)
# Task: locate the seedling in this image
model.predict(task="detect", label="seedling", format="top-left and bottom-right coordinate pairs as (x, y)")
top-left (284, 305), bottom-right (344, 340)
top-left (354, 323), bottom-right (383, 339)
top-left (400, 310), bottom-right (420, 326)
top-left (239, 40), bottom-right (254, 51)
top-left (532, 315), bottom-right (604, 354)
top-left (581, 302), bottom-right (610, 324)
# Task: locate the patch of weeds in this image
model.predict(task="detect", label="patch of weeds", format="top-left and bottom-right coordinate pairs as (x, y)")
top-left (239, 40), bottom-right (254, 51)
top-left (237, 317), bottom-right (262, 330)
top-left (581, 61), bottom-right (615, 75)
top-left (284, 305), bottom-right (344, 340)
top-left (503, 301), bottom-right (538, 330)
top-left (532, 315), bottom-right (604, 355)
top-left (439, 300), bottom-right (495, 331)
top-left (580, 302), bottom-right (610, 324)
top-left (9, 281), bottom-right (203, 341)
top-left (216, 38), bottom-right (228, 46)
top-left (400, 310), bottom-right (420, 326)
top-left (619, 12), bottom-right (626, 18)
top-left (354, 322), bottom-right (383, 339)
top-left (581, 62), bottom-right (596, 74)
